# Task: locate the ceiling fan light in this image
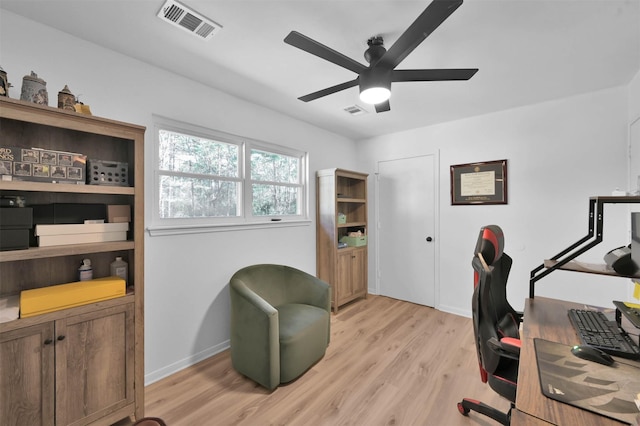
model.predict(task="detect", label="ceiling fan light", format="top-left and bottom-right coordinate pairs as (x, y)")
top-left (360, 87), bottom-right (391, 104)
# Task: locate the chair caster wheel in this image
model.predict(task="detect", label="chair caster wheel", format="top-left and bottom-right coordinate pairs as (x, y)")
top-left (458, 401), bottom-right (470, 416)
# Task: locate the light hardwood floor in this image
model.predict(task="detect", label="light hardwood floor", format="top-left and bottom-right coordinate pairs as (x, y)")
top-left (118, 295), bottom-right (511, 425)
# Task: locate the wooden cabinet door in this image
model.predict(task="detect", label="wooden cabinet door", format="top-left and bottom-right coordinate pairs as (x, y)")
top-left (337, 251), bottom-right (356, 305)
top-left (0, 322), bottom-right (55, 426)
top-left (55, 303), bottom-right (134, 426)
top-left (336, 248), bottom-right (368, 306)
top-left (350, 248), bottom-right (367, 295)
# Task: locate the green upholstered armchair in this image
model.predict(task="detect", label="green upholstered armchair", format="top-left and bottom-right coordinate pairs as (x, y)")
top-left (229, 264), bottom-right (331, 390)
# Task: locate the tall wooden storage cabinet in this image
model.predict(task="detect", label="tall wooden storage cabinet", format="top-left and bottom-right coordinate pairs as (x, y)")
top-left (316, 168), bottom-right (368, 312)
top-left (0, 97), bottom-right (145, 425)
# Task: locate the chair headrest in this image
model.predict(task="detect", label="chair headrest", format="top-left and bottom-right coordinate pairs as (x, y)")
top-left (474, 225), bottom-right (504, 266)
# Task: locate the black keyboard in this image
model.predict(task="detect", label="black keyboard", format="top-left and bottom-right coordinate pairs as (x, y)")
top-left (567, 308), bottom-right (640, 360)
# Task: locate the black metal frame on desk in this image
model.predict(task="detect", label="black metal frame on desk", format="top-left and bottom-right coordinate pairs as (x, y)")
top-left (529, 196), bottom-right (640, 298)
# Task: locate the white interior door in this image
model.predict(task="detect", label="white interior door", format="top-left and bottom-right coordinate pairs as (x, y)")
top-left (377, 155), bottom-right (436, 307)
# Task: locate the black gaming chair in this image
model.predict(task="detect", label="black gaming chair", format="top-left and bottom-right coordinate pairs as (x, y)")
top-left (457, 225), bottom-right (522, 425)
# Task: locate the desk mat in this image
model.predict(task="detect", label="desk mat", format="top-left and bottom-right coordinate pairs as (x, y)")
top-left (534, 338), bottom-right (640, 425)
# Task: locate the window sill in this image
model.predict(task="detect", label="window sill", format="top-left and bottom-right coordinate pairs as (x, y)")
top-left (146, 219), bottom-right (312, 236)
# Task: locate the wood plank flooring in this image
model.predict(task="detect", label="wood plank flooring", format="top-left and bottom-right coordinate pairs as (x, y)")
top-left (118, 295), bottom-right (511, 425)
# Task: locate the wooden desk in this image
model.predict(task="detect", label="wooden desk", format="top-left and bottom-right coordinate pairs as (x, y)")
top-left (516, 297), bottom-right (638, 425)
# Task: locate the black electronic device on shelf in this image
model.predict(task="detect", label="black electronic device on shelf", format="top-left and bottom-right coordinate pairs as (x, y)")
top-left (603, 245), bottom-right (637, 275)
top-left (613, 300), bottom-right (640, 329)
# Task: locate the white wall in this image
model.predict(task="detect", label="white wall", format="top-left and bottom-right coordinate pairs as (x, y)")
top-left (0, 11), bottom-right (359, 384)
top-left (628, 70), bottom-right (640, 191)
top-left (629, 69), bottom-right (640, 122)
top-left (357, 87), bottom-right (633, 316)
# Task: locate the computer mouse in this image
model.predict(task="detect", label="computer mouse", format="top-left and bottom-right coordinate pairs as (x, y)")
top-left (570, 345), bottom-right (615, 366)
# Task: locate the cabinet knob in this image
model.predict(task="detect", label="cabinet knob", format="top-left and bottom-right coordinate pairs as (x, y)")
top-left (57, 335), bottom-right (66, 341)
top-left (44, 339), bottom-right (53, 345)
top-left (426, 236), bottom-right (433, 242)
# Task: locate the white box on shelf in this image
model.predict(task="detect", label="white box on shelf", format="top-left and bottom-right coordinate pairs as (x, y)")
top-left (35, 222), bottom-right (128, 246)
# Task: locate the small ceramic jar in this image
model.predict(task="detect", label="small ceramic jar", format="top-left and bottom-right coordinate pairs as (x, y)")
top-left (20, 71), bottom-right (48, 105)
top-left (0, 66), bottom-right (8, 97)
top-left (58, 85), bottom-right (76, 110)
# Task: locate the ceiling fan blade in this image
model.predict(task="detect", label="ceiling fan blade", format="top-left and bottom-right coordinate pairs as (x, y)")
top-left (284, 31), bottom-right (367, 74)
top-left (298, 79), bottom-right (359, 102)
top-left (378, 0), bottom-right (464, 70)
top-left (375, 100), bottom-right (391, 113)
top-left (392, 68), bottom-right (478, 82)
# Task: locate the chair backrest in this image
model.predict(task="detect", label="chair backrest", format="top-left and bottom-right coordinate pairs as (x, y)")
top-left (471, 225), bottom-right (519, 380)
top-left (230, 264), bottom-right (322, 307)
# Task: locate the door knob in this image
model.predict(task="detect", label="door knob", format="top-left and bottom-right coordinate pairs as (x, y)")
top-left (426, 236), bottom-right (433, 242)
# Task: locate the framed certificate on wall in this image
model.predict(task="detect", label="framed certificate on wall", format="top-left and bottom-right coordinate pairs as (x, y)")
top-left (450, 159), bottom-right (508, 205)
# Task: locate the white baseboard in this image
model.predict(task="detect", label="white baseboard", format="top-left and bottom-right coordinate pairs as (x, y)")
top-left (437, 304), bottom-right (471, 318)
top-left (144, 339), bottom-right (230, 385)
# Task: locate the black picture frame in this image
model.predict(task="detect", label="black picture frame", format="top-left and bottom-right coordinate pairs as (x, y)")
top-left (450, 159), bottom-right (508, 205)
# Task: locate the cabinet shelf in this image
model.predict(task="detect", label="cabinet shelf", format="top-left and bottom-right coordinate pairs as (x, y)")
top-left (337, 198), bottom-right (366, 203)
top-left (0, 241), bottom-right (135, 262)
top-left (0, 180), bottom-right (135, 195)
top-left (338, 221), bottom-right (366, 228)
top-left (0, 294), bottom-right (135, 333)
top-left (317, 168), bottom-right (368, 312)
top-left (543, 259), bottom-right (640, 279)
top-left (0, 97), bottom-right (145, 424)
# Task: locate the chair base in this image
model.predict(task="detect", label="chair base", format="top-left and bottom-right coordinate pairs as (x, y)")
top-left (457, 398), bottom-right (512, 426)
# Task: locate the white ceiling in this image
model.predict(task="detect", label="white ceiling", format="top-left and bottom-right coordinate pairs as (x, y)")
top-left (2, 0), bottom-right (639, 140)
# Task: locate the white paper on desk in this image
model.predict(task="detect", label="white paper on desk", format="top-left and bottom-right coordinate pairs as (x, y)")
top-left (0, 295), bottom-right (19, 323)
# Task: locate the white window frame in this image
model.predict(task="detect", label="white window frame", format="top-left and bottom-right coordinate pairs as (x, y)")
top-left (148, 115), bottom-right (309, 236)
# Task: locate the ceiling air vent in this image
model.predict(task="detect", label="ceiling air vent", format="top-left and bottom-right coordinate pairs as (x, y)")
top-left (157, 0), bottom-right (222, 40)
top-left (343, 105), bottom-right (368, 116)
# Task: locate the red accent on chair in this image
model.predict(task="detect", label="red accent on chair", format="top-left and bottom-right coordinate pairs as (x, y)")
top-left (501, 337), bottom-right (521, 349)
top-left (483, 227), bottom-right (500, 258)
top-left (479, 362), bottom-right (488, 383)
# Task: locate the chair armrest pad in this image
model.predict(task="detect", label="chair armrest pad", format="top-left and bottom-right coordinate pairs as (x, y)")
top-left (231, 279), bottom-right (277, 316)
top-left (488, 336), bottom-right (521, 359)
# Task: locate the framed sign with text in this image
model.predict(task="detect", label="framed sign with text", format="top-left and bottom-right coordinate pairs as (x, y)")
top-left (450, 159), bottom-right (508, 205)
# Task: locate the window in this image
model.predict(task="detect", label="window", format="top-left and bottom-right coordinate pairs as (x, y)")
top-left (151, 116), bottom-right (308, 233)
top-left (250, 148), bottom-right (301, 216)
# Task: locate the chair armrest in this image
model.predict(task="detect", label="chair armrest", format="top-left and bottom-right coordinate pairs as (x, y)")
top-left (232, 279), bottom-right (278, 317)
top-left (290, 270), bottom-right (331, 313)
top-left (488, 336), bottom-right (520, 360)
top-left (229, 279), bottom-right (280, 390)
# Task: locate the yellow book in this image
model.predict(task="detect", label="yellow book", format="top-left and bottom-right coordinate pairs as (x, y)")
top-left (20, 277), bottom-right (125, 318)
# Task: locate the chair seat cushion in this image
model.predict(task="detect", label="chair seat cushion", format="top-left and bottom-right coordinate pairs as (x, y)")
top-left (277, 303), bottom-right (329, 383)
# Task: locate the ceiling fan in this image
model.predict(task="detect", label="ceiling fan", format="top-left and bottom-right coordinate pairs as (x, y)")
top-left (284, 0), bottom-right (478, 113)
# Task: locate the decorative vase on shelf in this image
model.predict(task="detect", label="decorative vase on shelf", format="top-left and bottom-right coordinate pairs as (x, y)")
top-left (0, 66), bottom-right (9, 97)
top-left (20, 71), bottom-right (48, 105)
top-left (58, 85), bottom-right (76, 111)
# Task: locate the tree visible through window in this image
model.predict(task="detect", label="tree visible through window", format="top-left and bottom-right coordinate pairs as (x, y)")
top-left (251, 149), bottom-right (300, 216)
top-left (155, 119), bottom-right (307, 226)
top-left (158, 129), bottom-right (240, 219)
